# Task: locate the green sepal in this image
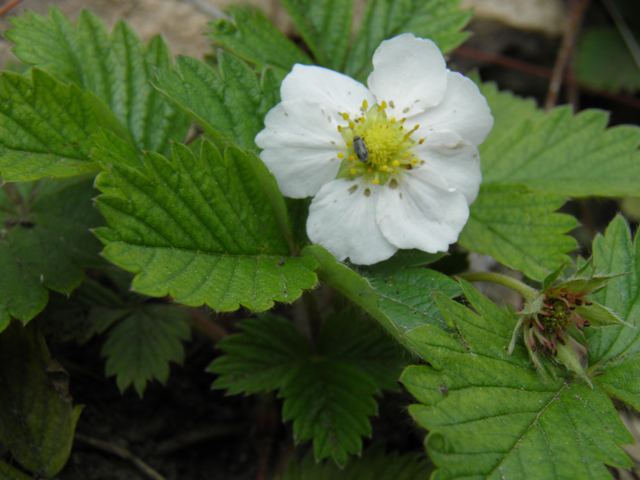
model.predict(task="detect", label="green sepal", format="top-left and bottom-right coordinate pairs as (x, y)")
top-left (554, 341), bottom-right (592, 387)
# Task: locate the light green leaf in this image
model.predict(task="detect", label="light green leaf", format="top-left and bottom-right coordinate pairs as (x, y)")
top-left (0, 321), bottom-right (82, 478)
top-left (402, 280), bottom-right (634, 480)
top-left (279, 0), bottom-right (354, 71)
top-left (102, 304), bottom-right (191, 396)
top-left (0, 69), bottom-right (111, 181)
top-left (480, 101), bottom-right (640, 197)
top-left (94, 141), bottom-right (317, 312)
top-left (0, 177), bottom-right (105, 327)
top-left (208, 7), bottom-right (313, 84)
top-left (210, 313), bottom-right (403, 466)
top-left (154, 53), bottom-right (277, 150)
top-left (458, 185), bottom-right (578, 282)
top-left (277, 445), bottom-right (433, 480)
top-left (6, 8), bottom-right (190, 157)
top-left (344, 0), bottom-right (472, 82)
top-left (575, 27), bottom-right (640, 94)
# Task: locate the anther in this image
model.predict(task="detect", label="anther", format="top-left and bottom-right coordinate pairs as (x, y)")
top-left (419, 138), bottom-right (425, 144)
top-left (342, 113), bottom-right (350, 120)
top-left (349, 121), bottom-right (355, 129)
top-left (348, 156), bottom-right (355, 161)
top-left (337, 153), bottom-right (344, 159)
top-left (337, 125), bottom-right (343, 132)
top-left (392, 160), bottom-right (400, 167)
top-left (349, 168), bottom-right (356, 174)
top-left (390, 118), bottom-right (396, 124)
top-left (411, 158), bottom-right (419, 164)
top-left (362, 100), bottom-right (368, 110)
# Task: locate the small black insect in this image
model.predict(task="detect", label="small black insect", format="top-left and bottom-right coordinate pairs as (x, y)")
top-left (353, 136), bottom-right (369, 163)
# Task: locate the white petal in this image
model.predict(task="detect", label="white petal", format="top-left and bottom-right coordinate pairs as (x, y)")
top-left (367, 34), bottom-right (447, 118)
top-left (307, 179), bottom-right (397, 265)
top-left (281, 64), bottom-right (375, 116)
top-left (256, 101), bottom-right (345, 197)
top-left (377, 174), bottom-right (470, 253)
top-left (406, 71), bottom-right (494, 146)
top-left (413, 130), bottom-right (482, 204)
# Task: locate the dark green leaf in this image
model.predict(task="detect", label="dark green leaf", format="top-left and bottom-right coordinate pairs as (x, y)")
top-left (402, 280), bottom-right (634, 479)
top-left (0, 462), bottom-right (34, 480)
top-left (154, 53), bottom-right (278, 150)
top-left (459, 185), bottom-right (578, 281)
top-left (575, 27), bottom-right (640, 94)
top-left (344, 0), bottom-right (472, 82)
top-left (0, 69), bottom-right (113, 181)
top-left (208, 7), bottom-right (313, 84)
top-left (0, 177), bottom-right (105, 327)
top-left (102, 304), bottom-right (191, 396)
top-left (0, 321), bottom-right (82, 477)
top-left (480, 102), bottom-right (640, 197)
top-left (279, 0), bottom-right (353, 71)
top-left (6, 8), bottom-right (190, 157)
top-left (585, 216), bottom-right (640, 410)
top-left (94, 141), bottom-right (317, 312)
top-left (210, 313), bottom-right (403, 466)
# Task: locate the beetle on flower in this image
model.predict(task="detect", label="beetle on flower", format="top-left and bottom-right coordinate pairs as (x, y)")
top-left (256, 34), bottom-right (494, 265)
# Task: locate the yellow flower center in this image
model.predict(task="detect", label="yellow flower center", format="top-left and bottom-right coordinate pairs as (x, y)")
top-left (335, 99), bottom-right (424, 186)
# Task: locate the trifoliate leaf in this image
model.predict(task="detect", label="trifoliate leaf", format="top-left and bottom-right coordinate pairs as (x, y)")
top-left (586, 216), bottom-right (640, 410)
top-left (0, 321), bottom-right (82, 478)
top-left (402, 280), bottom-right (634, 479)
top-left (344, 0), bottom-right (472, 82)
top-left (208, 7), bottom-right (314, 84)
top-left (154, 53), bottom-right (278, 150)
top-left (6, 8), bottom-right (190, 158)
top-left (277, 445), bottom-right (433, 480)
top-left (94, 140), bottom-right (317, 312)
top-left (102, 304), bottom-right (190, 396)
top-left (480, 97), bottom-right (640, 197)
top-left (575, 27), bottom-right (640, 94)
top-left (0, 69), bottom-right (117, 181)
top-left (0, 177), bottom-right (105, 328)
top-left (458, 184), bottom-right (578, 282)
top-left (279, 0), bottom-right (354, 72)
top-left (210, 313), bottom-right (404, 466)
top-left (303, 245), bottom-right (461, 352)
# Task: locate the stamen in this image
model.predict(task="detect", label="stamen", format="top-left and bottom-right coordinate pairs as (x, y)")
top-left (380, 165), bottom-right (388, 171)
top-left (392, 160), bottom-right (400, 167)
top-left (400, 118), bottom-right (406, 124)
top-left (362, 100), bottom-right (368, 110)
top-left (403, 153), bottom-right (410, 159)
top-left (390, 118), bottom-right (396, 124)
top-left (342, 113), bottom-right (350, 120)
top-left (348, 156), bottom-right (355, 161)
top-left (350, 168), bottom-right (356, 174)
top-left (349, 121), bottom-right (355, 129)
top-left (337, 153), bottom-right (344, 159)
top-left (367, 168), bottom-right (372, 173)
top-left (419, 138), bottom-right (425, 144)
top-left (337, 125), bottom-right (343, 132)
top-left (411, 158), bottom-right (419, 164)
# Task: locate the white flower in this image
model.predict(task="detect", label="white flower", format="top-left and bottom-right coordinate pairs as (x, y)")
top-left (255, 34), bottom-right (494, 265)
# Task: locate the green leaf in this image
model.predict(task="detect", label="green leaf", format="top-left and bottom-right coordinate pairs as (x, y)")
top-left (279, 0), bottom-right (354, 71)
top-left (585, 216), bottom-right (640, 410)
top-left (210, 313), bottom-right (404, 466)
top-left (94, 141), bottom-right (318, 312)
top-left (0, 177), bottom-right (105, 327)
top-left (0, 462), bottom-right (34, 480)
top-left (6, 8), bottom-right (190, 157)
top-left (102, 304), bottom-right (191, 396)
top-left (365, 249), bottom-right (445, 274)
top-left (277, 445), bottom-right (433, 480)
top-left (402, 280), bottom-right (634, 479)
top-left (344, 0), bottom-right (472, 82)
top-left (303, 245), bottom-right (461, 352)
top-left (480, 100), bottom-right (640, 197)
top-left (208, 7), bottom-right (313, 84)
top-left (154, 53), bottom-right (278, 150)
top-left (575, 27), bottom-right (640, 94)
top-left (458, 184), bottom-right (578, 282)
top-left (0, 69), bottom-right (114, 181)
top-left (0, 321), bottom-right (82, 477)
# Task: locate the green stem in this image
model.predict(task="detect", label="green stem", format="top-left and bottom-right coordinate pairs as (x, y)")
top-left (457, 272), bottom-right (539, 302)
